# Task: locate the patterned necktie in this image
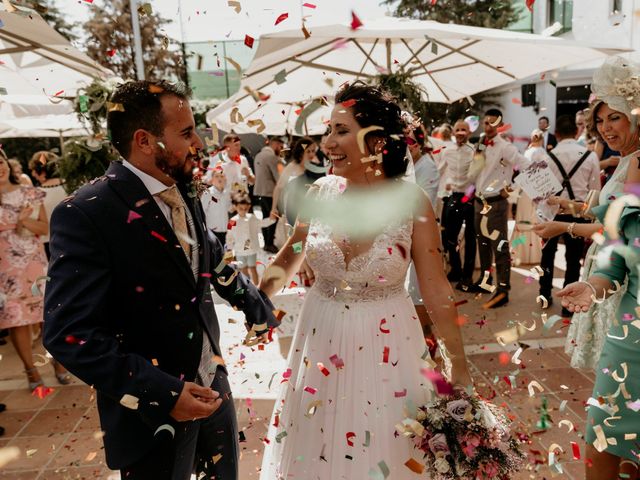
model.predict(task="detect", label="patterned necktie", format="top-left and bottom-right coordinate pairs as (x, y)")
top-left (157, 185), bottom-right (192, 260)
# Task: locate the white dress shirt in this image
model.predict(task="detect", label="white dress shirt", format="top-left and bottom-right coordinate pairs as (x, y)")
top-left (201, 186), bottom-right (231, 233)
top-left (475, 135), bottom-right (530, 198)
top-left (212, 151), bottom-right (252, 192)
top-left (413, 154), bottom-right (440, 207)
top-left (122, 160), bottom-right (174, 226)
top-left (545, 139), bottom-right (601, 201)
top-left (435, 142), bottom-right (474, 194)
top-left (227, 213), bottom-right (275, 256)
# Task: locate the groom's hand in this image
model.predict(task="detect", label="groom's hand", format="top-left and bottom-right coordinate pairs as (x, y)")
top-left (170, 382), bottom-right (222, 421)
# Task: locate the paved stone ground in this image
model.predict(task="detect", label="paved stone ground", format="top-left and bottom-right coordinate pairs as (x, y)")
top-left (0, 254), bottom-right (595, 479)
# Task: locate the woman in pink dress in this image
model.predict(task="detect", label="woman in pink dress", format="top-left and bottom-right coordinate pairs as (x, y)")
top-left (0, 150), bottom-right (69, 390)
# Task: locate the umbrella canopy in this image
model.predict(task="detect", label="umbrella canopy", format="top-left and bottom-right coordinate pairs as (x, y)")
top-left (228, 17), bottom-right (623, 106)
top-left (0, 4), bottom-right (109, 100)
top-left (0, 113), bottom-right (89, 138)
top-left (206, 95), bottom-right (332, 136)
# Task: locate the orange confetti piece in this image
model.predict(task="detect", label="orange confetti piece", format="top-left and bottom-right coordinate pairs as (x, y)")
top-left (405, 458), bottom-right (425, 474)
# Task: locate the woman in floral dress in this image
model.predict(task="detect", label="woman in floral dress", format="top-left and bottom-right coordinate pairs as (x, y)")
top-left (0, 150), bottom-right (68, 390)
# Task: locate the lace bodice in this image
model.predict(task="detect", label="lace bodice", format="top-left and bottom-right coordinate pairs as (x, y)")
top-left (305, 176), bottom-right (413, 302)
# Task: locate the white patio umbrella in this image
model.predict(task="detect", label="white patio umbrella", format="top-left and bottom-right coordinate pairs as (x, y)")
top-left (219, 17), bottom-right (623, 112)
top-left (0, 4), bottom-right (109, 100)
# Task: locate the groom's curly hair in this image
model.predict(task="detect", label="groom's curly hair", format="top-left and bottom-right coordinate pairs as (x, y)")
top-left (334, 82), bottom-right (408, 178)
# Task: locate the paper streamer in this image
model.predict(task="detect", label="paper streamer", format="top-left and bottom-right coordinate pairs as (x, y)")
top-left (558, 419), bottom-right (574, 432)
top-left (355, 125), bottom-right (384, 154)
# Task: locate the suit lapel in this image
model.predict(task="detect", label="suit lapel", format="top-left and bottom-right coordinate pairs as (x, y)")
top-left (106, 162), bottom-right (196, 289)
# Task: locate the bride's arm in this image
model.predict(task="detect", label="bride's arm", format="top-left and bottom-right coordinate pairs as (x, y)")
top-left (411, 190), bottom-right (472, 387)
top-left (259, 221), bottom-right (309, 298)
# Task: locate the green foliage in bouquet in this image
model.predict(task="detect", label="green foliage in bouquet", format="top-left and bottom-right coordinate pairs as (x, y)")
top-left (74, 78), bottom-right (122, 135)
top-left (57, 138), bottom-right (119, 194)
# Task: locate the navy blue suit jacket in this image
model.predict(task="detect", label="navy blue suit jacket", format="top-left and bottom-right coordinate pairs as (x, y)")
top-left (43, 161), bottom-right (277, 469)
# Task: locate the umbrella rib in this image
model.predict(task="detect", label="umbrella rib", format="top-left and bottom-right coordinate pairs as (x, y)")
top-left (431, 38), bottom-right (517, 79)
top-left (352, 38), bottom-right (380, 78)
top-left (243, 39), bottom-right (338, 80)
top-left (290, 59), bottom-right (374, 78)
top-left (401, 39), bottom-right (450, 103)
top-left (400, 39), bottom-right (432, 71)
top-left (0, 30), bottom-right (104, 77)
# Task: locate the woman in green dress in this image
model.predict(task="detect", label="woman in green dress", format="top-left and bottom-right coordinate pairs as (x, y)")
top-left (558, 56), bottom-right (640, 479)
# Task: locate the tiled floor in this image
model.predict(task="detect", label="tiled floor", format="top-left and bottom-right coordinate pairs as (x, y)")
top-left (0, 261), bottom-right (596, 478)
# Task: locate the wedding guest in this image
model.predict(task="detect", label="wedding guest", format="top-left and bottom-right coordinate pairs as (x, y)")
top-left (538, 115), bottom-right (557, 151)
top-left (211, 133), bottom-right (255, 194)
top-left (575, 109), bottom-right (587, 145)
top-left (538, 115), bottom-right (601, 315)
top-left (8, 159), bottom-right (33, 186)
top-left (0, 149), bottom-right (69, 390)
top-left (271, 136), bottom-right (316, 218)
top-left (437, 119), bottom-right (475, 289)
top-left (473, 108), bottom-right (529, 308)
top-left (254, 136), bottom-right (284, 254)
top-left (43, 80), bottom-right (277, 480)
top-left (226, 193), bottom-right (276, 284)
top-left (201, 166), bottom-right (231, 247)
top-left (28, 151), bottom-right (67, 260)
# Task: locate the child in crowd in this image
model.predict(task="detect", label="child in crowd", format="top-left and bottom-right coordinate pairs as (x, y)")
top-left (201, 166), bottom-right (232, 247)
top-left (226, 193), bottom-right (275, 284)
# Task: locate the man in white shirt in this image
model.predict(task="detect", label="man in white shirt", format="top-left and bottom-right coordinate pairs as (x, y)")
top-left (539, 115), bottom-right (601, 315)
top-left (210, 134), bottom-right (255, 194)
top-left (437, 119), bottom-right (476, 290)
top-left (474, 108), bottom-right (530, 308)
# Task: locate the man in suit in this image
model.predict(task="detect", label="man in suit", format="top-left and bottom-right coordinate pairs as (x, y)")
top-left (538, 116), bottom-right (557, 151)
top-left (253, 136), bottom-right (284, 253)
top-left (43, 80), bottom-right (278, 480)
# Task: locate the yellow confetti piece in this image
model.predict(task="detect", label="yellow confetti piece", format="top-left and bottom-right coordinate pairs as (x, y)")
top-left (304, 400), bottom-right (323, 418)
top-left (612, 363), bottom-right (628, 382)
top-left (247, 119), bottom-right (266, 133)
top-left (25, 449), bottom-right (37, 458)
top-left (85, 451), bottom-right (97, 462)
top-left (604, 415), bottom-right (622, 427)
top-left (478, 270), bottom-right (496, 293)
top-left (356, 125), bottom-right (384, 155)
top-left (480, 216), bottom-right (500, 240)
top-left (225, 56), bottom-right (242, 76)
top-left (227, 0), bottom-right (241, 13)
top-left (32, 353), bottom-right (50, 367)
top-left (0, 446), bottom-right (20, 468)
top-left (119, 394), bottom-right (139, 410)
top-left (527, 380), bottom-right (544, 397)
top-left (558, 419), bottom-right (574, 432)
top-left (230, 107), bottom-right (244, 124)
top-left (212, 453), bottom-right (223, 463)
top-left (511, 347), bottom-right (523, 365)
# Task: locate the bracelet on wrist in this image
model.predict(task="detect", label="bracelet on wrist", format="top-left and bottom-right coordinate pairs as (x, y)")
top-left (567, 222), bottom-right (577, 238)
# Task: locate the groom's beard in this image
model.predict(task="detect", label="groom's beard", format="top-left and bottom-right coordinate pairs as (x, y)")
top-left (155, 149), bottom-right (194, 184)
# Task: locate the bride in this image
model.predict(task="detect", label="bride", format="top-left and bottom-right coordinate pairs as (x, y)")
top-left (258, 83), bottom-right (472, 479)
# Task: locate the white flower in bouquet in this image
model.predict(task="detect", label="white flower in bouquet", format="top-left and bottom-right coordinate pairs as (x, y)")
top-left (446, 399), bottom-right (470, 423)
top-left (477, 401), bottom-right (498, 429)
top-left (433, 456), bottom-right (451, 474)
top-left (428, 433), bottom-right (450, 456)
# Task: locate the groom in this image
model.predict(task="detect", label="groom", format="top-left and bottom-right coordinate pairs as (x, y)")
top-left (43, 80), bottom-right (277, 479)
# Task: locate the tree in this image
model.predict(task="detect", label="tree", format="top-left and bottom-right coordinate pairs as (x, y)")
top-left (383, 0), bottom-right (520, 29)
top-left (82, 0), bottom-right (186, 82)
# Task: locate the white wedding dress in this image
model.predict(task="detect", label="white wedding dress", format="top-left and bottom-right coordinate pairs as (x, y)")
top-left (260, 176), bottom-right (433, 479)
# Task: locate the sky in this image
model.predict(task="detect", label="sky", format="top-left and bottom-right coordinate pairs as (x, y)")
top-left (66, 0), bottom-right (392, 42)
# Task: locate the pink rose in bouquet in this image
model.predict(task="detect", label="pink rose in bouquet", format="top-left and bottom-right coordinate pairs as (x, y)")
top-left (461, 433), bottom-right (481, 458)
top-left (428, 433), bottom-right (450, 456)
top-left (446, 399), bottom-right (470, 422)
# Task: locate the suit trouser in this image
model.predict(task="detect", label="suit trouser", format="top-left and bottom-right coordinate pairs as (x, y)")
top-left (539, 214), bottom-right (587, 298)
top-left (474, 197), bottom-right (511, 292)
top-left (120, 370), bottom-right (238, 480)
top-left (256, 196), bottom-right (276, 247)
top-left (441, 193), bottom-right (476, 282)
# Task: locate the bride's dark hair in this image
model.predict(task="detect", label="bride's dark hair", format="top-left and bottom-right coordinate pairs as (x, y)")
top-left (334, 82), bottom-right (408, 178)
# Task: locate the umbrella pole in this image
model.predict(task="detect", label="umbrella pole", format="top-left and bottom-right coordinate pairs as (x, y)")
top-left (59, 131), bottom-right (64, 156)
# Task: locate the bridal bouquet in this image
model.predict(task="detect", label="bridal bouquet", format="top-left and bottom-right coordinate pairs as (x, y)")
top-left (397, 390), bottom-right (524, 479)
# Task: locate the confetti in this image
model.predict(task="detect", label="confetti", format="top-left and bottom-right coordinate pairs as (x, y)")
top-left (244, 35), bottom-right (254, 48)
top-left (330, 354), bottom-right (344, 369)
top-left (421, 368), bottom-right (454, 395)
top-left (480, 215), bottom-right (500, 240)
top-left (30, 275), bottom-right (50, 297)
top-left (292, 241), bottom-right (303, 254)
top-left (382, 346), bottom-right (390, 363)
top-left (154, 424), bottom-right (175, 438)
top-left (571, 441), bottom-right (581, 459)
top-left (527, 380), bottom-right (544, 397)
top-left (227, 0), bottom-right (241, 13)
top-left (302, 2), bottom-right (316, 7)
top-left (275, 12), bottom-right (289, 25)
top-left (404, 458), bottom-right (425, 474)
top-left (120, 394), bottom-right (139, 410)
top-left (304, 386), bottom-right (317, 394)
top-left (394, 389), bottom-right (407, 398)
top-left (526, 0), bottom-right (535, 12)
top-left (346, 431), bottom-right (356, 446)
top-left (379, 318), bottom-right (390, 333)
top-left (317, 362), bottom-right (330, 376)
top-left (350, 10), bottom-right (363, 30)
top-left (275, 430), bottom-right (288, 443)
top-left (127, 210), bottom-right (142, 223)
top-left (558, 419), bottom-right (574, 432)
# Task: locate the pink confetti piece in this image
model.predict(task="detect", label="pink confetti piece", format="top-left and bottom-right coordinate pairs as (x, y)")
top-left (346, 431), bottom-right (356, 446)
top-left (350, 10), bottom-right (363, 30)
top-left (329, 354), bottom-right (344, 369)
top-left (302, 2), bottom-right (316, 8)
top-left (420, 368), bottom-right (454, 395)
top-left (379, 318), bottom-right (390, 334)
top-left (304, 386), bottom-right (317, 394)
top-left (275, 12), bottom-right (289, 25)
top-left (127, 210), bottom-right (142, 223)
top-left (394, 389), bottom-right (407, 398)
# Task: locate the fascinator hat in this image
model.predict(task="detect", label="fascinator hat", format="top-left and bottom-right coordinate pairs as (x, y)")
top-left (592, 56), bottom-right (640, 119)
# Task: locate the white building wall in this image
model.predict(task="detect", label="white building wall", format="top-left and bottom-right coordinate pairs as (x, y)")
top-left (489, 0), bottom-right (640, 151)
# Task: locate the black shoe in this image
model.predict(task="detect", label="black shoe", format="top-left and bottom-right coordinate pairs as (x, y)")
top-left (0, 404), bottom-right (5, 414)
top-left (561, 307), bottom-right (573, 318)
top-left (447, 271), bottom-right (461, 282)
top-left (0, 329), bottom-right (7, 338)
top-left (455, 281), bottom-right (474, 292)
top-left (482, 291), bottom-right (509, 309)
top-left (263, 245), bottom-right (279, 254)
